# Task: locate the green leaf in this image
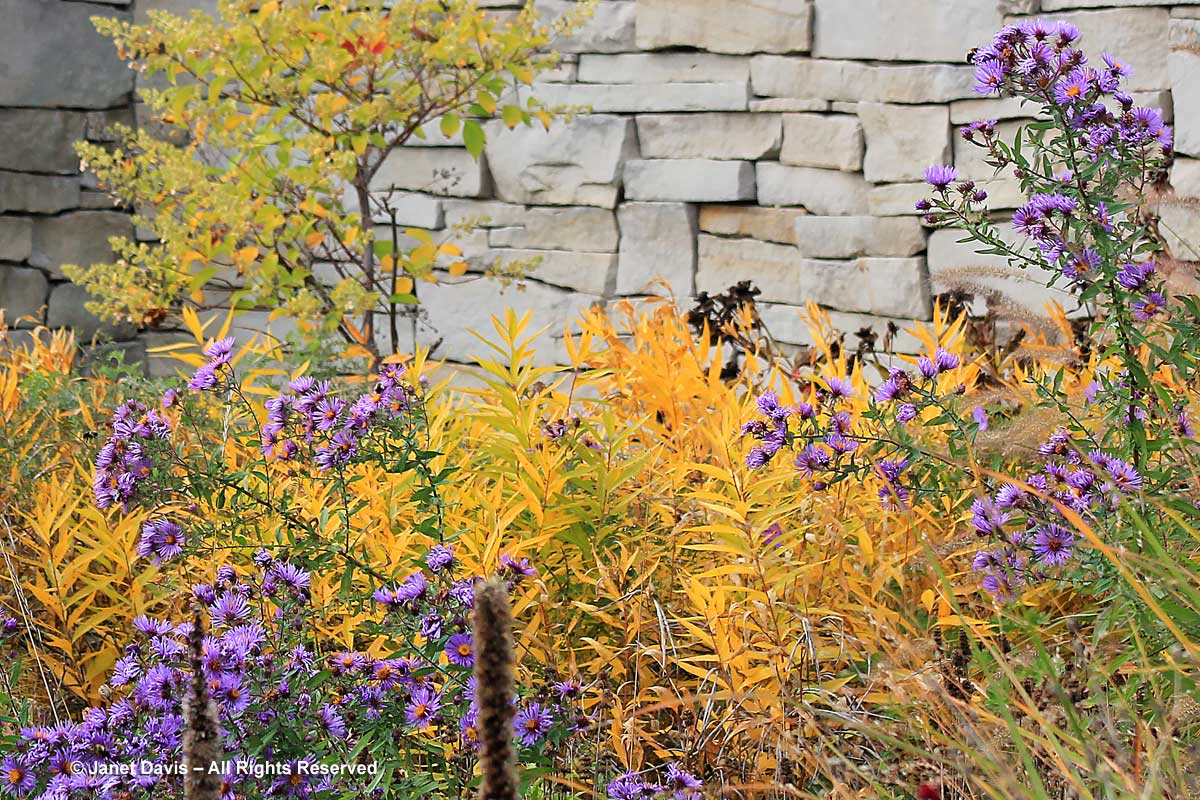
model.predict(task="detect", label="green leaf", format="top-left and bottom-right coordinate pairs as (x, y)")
top-left (462, 119), bottom-right (485, 158)
top-left (439, 114), bottom-right (461, 138)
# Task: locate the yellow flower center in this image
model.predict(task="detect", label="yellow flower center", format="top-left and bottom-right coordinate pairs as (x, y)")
top-left (457, 644), bottom-right (472, 657)
top-left (1066, 85), bottom-right (1082, 97)
top-left (7, 768), bottom-right (23, 785)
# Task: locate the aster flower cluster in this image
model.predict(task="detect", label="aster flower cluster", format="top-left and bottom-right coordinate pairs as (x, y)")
top-left (258, 362), bottom-right (419, 471)
top-left (874, 347), bottom-right (963, 425)
top-left (920, 21), bottom-right (1171, 316)
top-left (4, 550), bottom-right (583, 799)
top-left (607, 763), bottom-right (703, 800)
top-left (970, 427), bottom-right (1143, 601)
top-left (741, 376), bottom-right (858, 488)
top-left (92, 399), bottom-right (172, 511)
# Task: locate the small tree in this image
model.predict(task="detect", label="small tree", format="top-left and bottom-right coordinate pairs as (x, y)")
top-left (72, 0), bottom-right (568, 358)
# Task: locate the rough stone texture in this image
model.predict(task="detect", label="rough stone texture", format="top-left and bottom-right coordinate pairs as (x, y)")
top-left (1159, 201), bottom-right (1200, 261)
top-left (625, 160), bottom-right (756, 202)
top-left (1170, 23), bottom-right (1200, 156)
top-left (1007, 9), bottom-right (1170, 91)
top-left (0, 217), bottom-right (34, 262)
top-left (371, 148), bottom-right (492, 198)
top-left (756, 163), bottom-right (869, 215)
top-left (578, 53), bottom-right (750, 84)
top-left (46, 283), bottom-right (136, 341)
top-left (792, 217), bottom-right (926, 258)
top-left (699, 206), bottom-right (809, 245)
top-left (780, 114), bottom-right (864, 171)
top-left (637, 0), bottom-right (813, 55)
top-left (0, 0), bottom-right (133, 108)
top-left (637, 114), bottom-right (781, 160)
top-left (484, 116), bottom-right (636, 208)
top-left (0, 173), bottom-right (80, 214)
top-left (758, 302), bottom-right (925, 354)
top-left (535, 0), bottom-right (636, 53)
top-left (30, 211), bottom-right (134, 280)
top-left (526, 82), bottom-right (750, 113)
top-left (1172, 158), bottom-right (1200, 198)
top-left (488, 207), bottom-right (619, 252)
top-left (751, 57), bottom-right (977, 104)
top-left (10, 0), bottom-right (1194, 366)
top-left (0, 265), bottom-right (49, 326)
top-left (616, 202), bottom-right (697, 295)
top-left (0, 110), bottom-right (86, 174)
top-left (859, 103), bottom-right (953, 184)
top-left (813, 0), bottom-right (1005, 62)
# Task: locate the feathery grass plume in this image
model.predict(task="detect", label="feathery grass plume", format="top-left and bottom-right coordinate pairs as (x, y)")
top-left (473, 578), bottom-right (519, 800)
top-left (183, 610), bottom-right (222, 800)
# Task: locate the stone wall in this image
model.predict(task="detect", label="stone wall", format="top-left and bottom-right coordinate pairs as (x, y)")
top-left (3, 0), bottom-right (1200, 370)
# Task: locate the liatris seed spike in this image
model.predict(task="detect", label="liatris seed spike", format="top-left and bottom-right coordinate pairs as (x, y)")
top-left (473, 578), bottom-right (518, 800)
top-left (183, 610), bottom-right (222, 800)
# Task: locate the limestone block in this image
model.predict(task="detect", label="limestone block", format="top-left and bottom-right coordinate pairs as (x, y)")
top-left (488, 207), bottom-right (619, 252)
top-left (578, 53), bottom-right (750, 84)
top-left (868, 180), bottom-right (1026, 216)
top-left (758, 303), bottom-right (926, 354)
top-left (927, 227), bottom-right (1076, 315)
top-left (443, 199), bottom-right (530, 229)
top-left (0, 265), bottom-right (49, 326)
top-left (535, 0), bottom-right (636, 53)
top-left (796, 257), bottom-right (931, 318)
top-left (1170, 49), bottom-right (1200, 157)
top-left (637, 114), bottom-right (781, 160)
top-left (371, 148), bottom-right (491, 198)
top-left (756, 163), bottom-right (869, 215)
top-left (486, 249), bottom-right (616, 294)
top-left (615, 202), bottom-right (698, 295)
top-left (417, 275), bottom-right (601, 364)
top-left (792, 217), bottom-right (926, 258)
top-left (1172, 158), bottom-right (1200, 199)
top-left (135, 0), bottom-right (219, 24)
top-left (624, 160), bottom-right (756, 202)
top-left (1006, 8), bottom-right (1169, 91)
top-left (46, 283), bottom-right (136, 341)
top-left (749, 99), bottom-right (830, 113)
top-left (859, 103), bottom-right (952, 185)
top-left (0, 110), bottom-right (87, 175)
top-left (1046, 0), bottom-right (1198, 7)
top-left (0, 173), bottom-right (80, 214)
top-left (1160, 202), bottom-right (1200, 262)
top-left (699, 206), bottom-right (808, 245)
top-left (812, 0), bottom-right (1004, 62)
top-left (780, 114), bottom-right (863, 171)
top-left (0, 217), bottom-right (33, 262)
top-left (526, 82), bottom-right (750, 113)
top-left (636, 0), bottom-right (812, 55)
top-left (371, 192), bottom-right (444, 228)
top-left (484, 116), bottom-right (636, 208)
top-left (696, 235), bottom-right (800, 303)
top-left (0, 0), bottom-right (133, 108)
top-left (29, 211), bottom-right (134, 280)
top-left (751, 57), bottom-right (976, 104)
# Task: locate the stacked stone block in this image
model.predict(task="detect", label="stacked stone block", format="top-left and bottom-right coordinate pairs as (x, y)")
top-left (4, 0), bottom-right (1200, 367)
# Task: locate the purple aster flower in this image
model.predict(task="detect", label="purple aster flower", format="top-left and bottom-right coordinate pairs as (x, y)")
top-left (396, 572), bottom-right (428, 605)
top-left (1054, 68), bottom-right (1092, 105)
top-left (161, 388), bottom-right (179, 409)
top-left (824, 376), bottom-right (855, 400)
top-left (665, 763), bottom-right (703, 799)
top-left (329, 651), bottom-right (367, 676)
top-left (1116, 261), bottom-right (1155, 291)
top-left (793, 444), bottom-right (830, 477)
top-left (0, 756), bottom-right (35, 797)
top-left (426, 544), bottom-right (457, 573)
top-left (553, 679), bottom-right (582, 700)
top-left (203, 336), bottom-right (236, 365)
top-left (499, 553), bottom-right (537, 580)
top-left (755, 390), bottom-right (792, 421)
top-left (314, 397), bottom-right (346, 432)
top-left (917, 356), bottom-right (938, 379)
top-left (974, 60), bottom-right (1006, 94)
top-left (405, 686), bottom-right (442, 729)
top-left (373, 585), bottom-right (404, 611)
top-left (446, 633), bottom-right (474, 667)
top-left (1032, 524), bottom-right (1075, 566)
top-left (874, 369), bottom-right (912, 403)
top-left (133, 615), bottom-right (174, 636)
top-left (896, 404), bottom-right (918, 423)
top-left (972, 406), bottom-right (989, 431)
top-left (1104, 458), bottom-right (1143, 492)
top-left (924, 164), bottom-right (960, 190)
top-left (934, 347), bottom-right (960, 372)
top-left (971, 497), bottom-right (1010, 535)
top-left (1133, 292), bottom-right (1166, 320)
top-left (210, 592), bottom-right (251, 628)
top-left (1061, 248), bottom-right (1101, 281)
top-left (514, 702), bottom-right (553, 747)
top-left (188, 363), bottom-right (219, 391)
top-left (136, 518), bottom-right (186, 564)
top-left (825, 432), bottom-right (858, 454)
top-left (272, 563), bottom-right (310, 594)
top-left (876, 459), bottom-right (909, 483)
top-left (318, 704), bottom-right (346, 739)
